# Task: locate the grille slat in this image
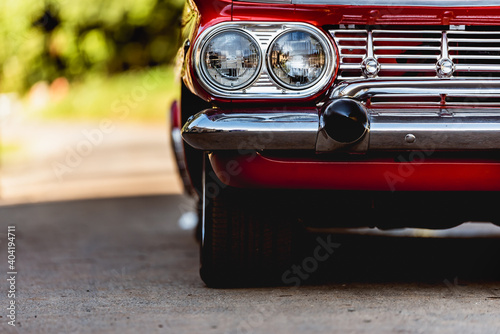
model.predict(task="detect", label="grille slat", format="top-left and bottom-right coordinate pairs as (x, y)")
top-left (450, 47), bottom-right (500, 51)
top-left (455, 65), bottom-right (500, 72)
top-left (452, 55), bottom-right (500, 59)
top-left (372, 30), bottom-right (443, 34)
top-left (370, 64), bottom-right (437, 71)
top-left (339, 46), bottom-right (367, 50)
top-left (449, 38), bottom-right (500, 43)
top-left (369, 94), bottom-right (500, 109)
top-left (446, 30), bottom-right (500, 35)
top-left (373, 37), bottom-right (442, 42)
top-left (375, 46), bottom-right (441, 51)
top-left (448, 30), bottom-right (500, 78)
top-left (376, 54), bottom-right (439, 59)
top-left (336, 37), bottom-right (368, 42)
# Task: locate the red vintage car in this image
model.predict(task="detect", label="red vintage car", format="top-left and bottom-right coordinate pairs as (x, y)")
top-left (171, 0), bottom-right (500, 287)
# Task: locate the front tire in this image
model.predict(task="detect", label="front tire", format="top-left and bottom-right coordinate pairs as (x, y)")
top-left (199, 157), bottom-right (297, 288)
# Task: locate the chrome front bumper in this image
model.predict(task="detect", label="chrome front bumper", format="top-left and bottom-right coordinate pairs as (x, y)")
top-left (182, 111), bottom-right (319, 150)
top-left (182, 80), bottom-right (500, 152)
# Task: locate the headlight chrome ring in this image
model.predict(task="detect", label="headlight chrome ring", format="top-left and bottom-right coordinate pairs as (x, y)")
top-left (199, 29), bottom-right (262, 91)
top-left (267, 28), bottom-right (330, 90)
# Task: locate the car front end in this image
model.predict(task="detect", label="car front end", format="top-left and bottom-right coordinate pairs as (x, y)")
top-left (171, 0), bottom-right (500, 286)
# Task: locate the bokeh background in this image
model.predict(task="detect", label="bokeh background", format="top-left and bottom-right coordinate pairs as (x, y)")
top-left (0, 0), bottom-right (186, 204)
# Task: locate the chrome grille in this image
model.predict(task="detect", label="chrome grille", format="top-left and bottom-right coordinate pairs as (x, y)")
top-left (332, 29), bottom-right (368, 78)
top-left (448, 30), bottom-right (500, 78)
top-left (331, 27), bottom-right (500, 81)
top-left (369, 94), bottom-right (500, 110)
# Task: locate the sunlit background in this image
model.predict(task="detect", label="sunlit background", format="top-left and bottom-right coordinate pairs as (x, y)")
top-left (0, 0), bottom-right (185, 204)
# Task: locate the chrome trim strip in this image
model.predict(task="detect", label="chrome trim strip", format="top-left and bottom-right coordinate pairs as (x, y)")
top-left (376, 54), bottom-right (439, 59)
top-left (448, 38), bottom-right (500, 43)
top-left (440, 31), bottom-right (450, 60)
top-left (332, 79), bottom-right (500, 100)
top-left (182, 109), bottom-right (319, 150)
top-left (448, 31), bottom-right (500, 34)
top-left (372, 30), bottom-right (441, 34)
top-left (342, 64), bottom-right (437, 71)
top-left (372, 37), bottom-right (441, 42)
top-left (374, 46), bottom-right (440, 50)
top-left (456, 65), bottom-right (500, 72)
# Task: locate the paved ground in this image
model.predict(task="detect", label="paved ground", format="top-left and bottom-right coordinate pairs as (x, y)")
top-left (1, 195), bottom-right (500, 334)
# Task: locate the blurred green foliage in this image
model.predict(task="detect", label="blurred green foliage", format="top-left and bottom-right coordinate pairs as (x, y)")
top-left (0, 0), bottom-right (185, 93)
top-left (37, 67), bottom-right (178, 122)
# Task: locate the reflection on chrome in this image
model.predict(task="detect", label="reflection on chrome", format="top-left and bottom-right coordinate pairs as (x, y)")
top-left (202, 30), bottom-right (261, 90)
top-left (307, 223), bottom-right (500, 238)
top-left (269, 30), bottom-right (326, 89)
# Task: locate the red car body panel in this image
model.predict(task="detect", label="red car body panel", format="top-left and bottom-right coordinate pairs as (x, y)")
top-left (211, 152), bottom-right (500, 192)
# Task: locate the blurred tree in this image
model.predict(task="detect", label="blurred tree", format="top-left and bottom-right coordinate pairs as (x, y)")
top-left (0, 0), bottom-right (184, 93)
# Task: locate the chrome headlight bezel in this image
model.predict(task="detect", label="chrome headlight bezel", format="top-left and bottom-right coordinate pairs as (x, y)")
top-left (192, 22), bottom-right (336, 99)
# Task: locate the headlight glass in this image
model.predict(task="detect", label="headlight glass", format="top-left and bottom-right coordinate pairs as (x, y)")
top-left (201, 30), bottom-right (261, 90)
top-left (269, 30), bottom-right (326, 89)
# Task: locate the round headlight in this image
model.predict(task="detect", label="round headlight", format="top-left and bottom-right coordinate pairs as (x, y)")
top-left (268, 30), bottom-right (327, 90)
top-left (201, 30), bottom-right (261, 90)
